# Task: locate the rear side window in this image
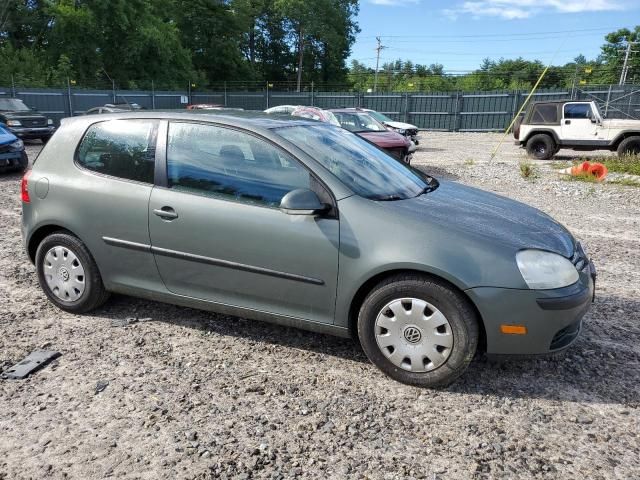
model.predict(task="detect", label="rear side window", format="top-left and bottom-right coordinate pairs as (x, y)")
top-left (564, 103), bottom-right (592, 119)
top-left (530, 104), bottom-right (558, 124)
top-left (77, 119), bottom-right (157, 183)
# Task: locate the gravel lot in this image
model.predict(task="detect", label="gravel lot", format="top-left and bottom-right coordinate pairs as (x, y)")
top-left (1, 134), bottom-right (639, 480)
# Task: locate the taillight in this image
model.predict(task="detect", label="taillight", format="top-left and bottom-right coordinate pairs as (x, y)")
top-left (21, 170), bottom-right (31, 203)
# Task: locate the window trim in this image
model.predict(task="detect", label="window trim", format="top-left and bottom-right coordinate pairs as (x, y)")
top-left (157, 120), bottom-right (338, 217)
top-left (563, 102), bottom-right (593, 121)
top-left (73, 118), bottom-right (160, 186)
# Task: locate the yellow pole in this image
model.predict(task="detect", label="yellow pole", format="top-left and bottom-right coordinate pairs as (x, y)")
top-left (490, 64), bottom-right (551, 160)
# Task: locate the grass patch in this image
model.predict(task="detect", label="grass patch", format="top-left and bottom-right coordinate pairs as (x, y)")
top-left (519, 161), bottom-right (537, 179)
top-left (609, 177), bottom-right (640, 187)
top-left (464, 158), bottom-right (475, 166)
top-left (600, 154), bottom-right (640, 176)
top-left (561, 172), bottom-right (599, 183)
top-left (549, 161), bottom-right (571, 170)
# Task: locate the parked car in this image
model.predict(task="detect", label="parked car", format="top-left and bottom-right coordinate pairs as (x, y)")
top-left (264, 105), bottom-right (300, 115)
top-left (86, 103), bottom-right (145, 115)
top-left (329, 108), bottom-right (413, 163)
top-left (0, 97), bottom-right (56, 143)
top-left (187, 104), bottom-right (223, 110)
top-left (22, 111), bottom-right (595, 387)
top-left (348, 107), bottom-right (421, 145)
top-left (515, 100), bottom-right (640, 160)
top-left (0, 122), bottom-right (28, 172)
top-left (291, 106), bottom-right (341, 126)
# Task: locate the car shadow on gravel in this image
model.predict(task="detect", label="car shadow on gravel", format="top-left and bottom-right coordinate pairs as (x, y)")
top-left (89, 294), bottom-right (639, 405)
top-left (90, 294), bottom-right (369, 364)
top-left (414, 164), bottom-right (460, 181)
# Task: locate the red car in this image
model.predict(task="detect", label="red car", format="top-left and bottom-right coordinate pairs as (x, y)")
top-left (329, 109), bottom-right (412, 163)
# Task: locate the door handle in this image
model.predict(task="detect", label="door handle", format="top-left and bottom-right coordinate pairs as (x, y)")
top-left (565, 120), bottom-right (571, 125)
top-left (153, 207), bottom-right (178, 220)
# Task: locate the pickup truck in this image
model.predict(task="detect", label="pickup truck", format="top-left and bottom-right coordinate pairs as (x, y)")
top-left (514, 100), bottom-right (640, 160)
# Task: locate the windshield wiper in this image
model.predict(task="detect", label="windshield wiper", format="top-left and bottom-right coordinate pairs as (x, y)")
top-left (371, 194), bottom-right (405, 201)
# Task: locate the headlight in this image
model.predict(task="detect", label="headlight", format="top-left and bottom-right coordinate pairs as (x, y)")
top-left (516, 249), bottom-right (579, 290)
top-left (6, 120), bottom-right (21, 127)
top-left (394, 128), bottom-right (406, 135)
top-left (8, 139), bottom-right (24, 151)
top-left (47, 118), bottom-right (53, 125)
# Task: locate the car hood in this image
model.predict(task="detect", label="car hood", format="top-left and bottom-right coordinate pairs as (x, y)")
top-left (384, 120), bottom-right (418, 131)
top-left (0, 126), bottom-right (18, 145)
top-left (385, 180), bottom-right (575, 257)
top-left (1, 110), bottom-right (47, 119)
top-left (357, 130), bottom-right (410, 148)
top-left (602, 118), bottom-right (640, 129)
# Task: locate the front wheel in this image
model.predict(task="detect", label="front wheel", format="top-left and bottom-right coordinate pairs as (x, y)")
top-left (617, 136), bottom-right (640, 157)
top-left (526, 134), bottom-right (556, 160)
top-left (357, 274), bottom-right (479, 388)
top-left (41, 136), bottom-right (52, 144)
top-left (35, 232), bottom-right (110, 313)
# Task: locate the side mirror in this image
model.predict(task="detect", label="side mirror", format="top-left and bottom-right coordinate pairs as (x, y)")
top-left (280, 188), bottom-right (328, 216)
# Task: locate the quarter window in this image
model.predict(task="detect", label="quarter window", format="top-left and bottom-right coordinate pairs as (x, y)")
top-left (530, 104), bottom-right (558, 124)
top-left (77, 119), bottom-right (157, 183)
top-left (166, 122), bottom-right (312, 207)
top-left (564, 104), bottom-right (592, 120)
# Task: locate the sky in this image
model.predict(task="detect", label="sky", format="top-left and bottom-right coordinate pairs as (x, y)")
top-left (349, 0), bottom-right (640, 72)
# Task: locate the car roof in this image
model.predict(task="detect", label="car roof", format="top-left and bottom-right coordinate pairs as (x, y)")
top-left (328, 108), bottom-right (372, 113)
top-left (530, 100), bottom-right (588, 105)
top-left (61, 109), bottom-right (322, 132)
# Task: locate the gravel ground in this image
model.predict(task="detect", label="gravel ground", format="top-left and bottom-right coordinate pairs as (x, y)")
top-left (1, 135), bottom-right (639, 480)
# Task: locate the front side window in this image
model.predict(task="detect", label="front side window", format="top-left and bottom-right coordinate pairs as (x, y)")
top-left (564, 103), bottom-right (592, 120)
top-left (167, 122), bottom-right (312, 207)
top-left (77, 119), bottom-right (157, 183)
top-left (275, 125), bottom-right (428, 200)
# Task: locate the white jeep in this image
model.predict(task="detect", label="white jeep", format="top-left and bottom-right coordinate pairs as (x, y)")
top-left (515, 100), bottom-right (640, 160)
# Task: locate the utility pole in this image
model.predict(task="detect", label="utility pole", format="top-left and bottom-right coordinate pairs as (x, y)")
top-left (619, 40), bottom-right (636, 85)
top-left (373, 36), bottom-right (386, 93)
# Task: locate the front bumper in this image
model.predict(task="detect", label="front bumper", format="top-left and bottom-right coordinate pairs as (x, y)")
top-left (8, 126), bottom-right (55, 139)
top-left (0, 150), bottom-right (28, 171)
top-left (466, 262), bottom-right (595, 355)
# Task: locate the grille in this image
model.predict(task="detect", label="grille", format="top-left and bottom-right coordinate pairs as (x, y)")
top-left (550, 320), bottom-right (582, 350)
top-left (406, 128), bottom-right (418, 137)
top-left (570, 242), bottom-right (588, 273)
top-left (0, 144), bottom-right (11, 154)
top-left (16, 117), bottom-right (46, 127)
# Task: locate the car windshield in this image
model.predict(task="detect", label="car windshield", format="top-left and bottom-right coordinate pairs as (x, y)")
top-left (0, 98), bottom-right (30, 112)
top-left (332, 112), bottom-right (388, 133)
top-left (368, 111), bottom-right (393, 123)
top-left (275, 125), bottom-right (429, 200)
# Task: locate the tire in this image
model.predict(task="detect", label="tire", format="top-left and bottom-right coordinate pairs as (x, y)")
top-left (35, 232), bottom-right (110, 313)
top-left (526, 134), bottom-right (556, 160)
top-left (617, 136), bottom-right (640, 157)
top-left (18, 151), bottom-right (28, 172)
top-left (357, 274), bottom-right (479, 388)
top-left (41, 136), bottom-right (52, 144)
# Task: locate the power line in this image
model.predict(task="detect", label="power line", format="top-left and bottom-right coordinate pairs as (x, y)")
top-left (356, 26), bottom-right (625, 40)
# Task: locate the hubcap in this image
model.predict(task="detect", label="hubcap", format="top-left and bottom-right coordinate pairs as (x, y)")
top-left (43, 246), bottom-right (86, 302)
top-left (375, 298), bottom-right (453, 373)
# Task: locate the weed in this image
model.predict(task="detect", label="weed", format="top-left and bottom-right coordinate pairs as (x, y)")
top-left (464, 158), bottom-right (475, 166)
top-left (519, 161), bottom-right (537, 179)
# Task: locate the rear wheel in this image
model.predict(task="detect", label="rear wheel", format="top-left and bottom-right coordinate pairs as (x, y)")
top-left (526, 134), bottom-right (556, 160)
top-left (35, 232), bottom-right (110, 313)
top-left (357, 274), bottom-right (479, 388)
top-left (617, 136), bottom-right (640, 157)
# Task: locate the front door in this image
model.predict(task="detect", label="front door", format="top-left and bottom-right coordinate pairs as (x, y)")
top-left (561, 103), bottom-right (598, 140)
top-left (148, 121), bottom-right (340, 324)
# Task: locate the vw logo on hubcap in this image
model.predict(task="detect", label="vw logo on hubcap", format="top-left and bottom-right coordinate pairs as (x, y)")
top-left (58, 266), bottom-right (70, 282)
top-left (403, 326), bottom-right (422, 344)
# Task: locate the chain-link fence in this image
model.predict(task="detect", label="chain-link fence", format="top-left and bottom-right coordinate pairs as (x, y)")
top-left (2, 82), bottom-right (638, 130)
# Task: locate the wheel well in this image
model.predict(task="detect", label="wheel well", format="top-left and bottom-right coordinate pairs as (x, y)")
top-left (347, 269), bottom-right (487, 352)
top-left (612, 132), bottom-right (640, 149)
top-left (524, 131), bottom-right (557, 146)
top-left (27, 225), bottom-right (71, 263)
